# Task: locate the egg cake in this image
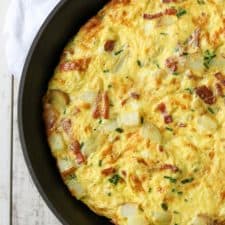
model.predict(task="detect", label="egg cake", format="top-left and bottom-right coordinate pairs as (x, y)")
top-left (43, 0), bottom-right (225, 224)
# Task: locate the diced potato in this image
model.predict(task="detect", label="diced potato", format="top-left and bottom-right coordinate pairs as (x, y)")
top-left (103, 120), bottom-right (118, 132)
top-left (57, 158), bottom-right (74, 173)
top-left (127, 215), bottom-right (148, 225)
top-left (48, 133), bottom-right (65, 152)
top-left (118, 111), bottom-right (140, 127)
top-left (66, 179), bottom-right (85, 199)
top-left (151, 211), bottom-right (172, 225)
top-left (140, 123), bottom-right (162, 144)
top-left (197, 115), bottom-right (218, 133)
top-left (79, 91), bottom-right (97, 104)
top-left (46, 89), bottom-right (70, 114)
top-left (190, 214), bottom-right (213, 225)
top-left (120, 203), bottom-right (138, 218)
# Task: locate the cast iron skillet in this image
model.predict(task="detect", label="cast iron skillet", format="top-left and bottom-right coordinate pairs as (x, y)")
top-left (18, 1), bottom-right (111, 225)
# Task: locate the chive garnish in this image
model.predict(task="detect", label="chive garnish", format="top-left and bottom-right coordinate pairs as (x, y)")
top-left (164, 176), bottom-right (177, 183)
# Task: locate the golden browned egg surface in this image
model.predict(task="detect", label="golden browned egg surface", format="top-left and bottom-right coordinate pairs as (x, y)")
top-left (43, 0), bottom-right (225, 224)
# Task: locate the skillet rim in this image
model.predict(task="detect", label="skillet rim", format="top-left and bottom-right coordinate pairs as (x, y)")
top-left (18, 1), bottom-right (73, 224)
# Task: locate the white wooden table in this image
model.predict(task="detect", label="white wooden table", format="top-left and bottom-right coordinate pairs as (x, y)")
top-left (0, 1), bottom-right (61, 225)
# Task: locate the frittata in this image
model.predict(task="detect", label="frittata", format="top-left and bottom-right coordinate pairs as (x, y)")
top-left (43, 0), bottom-right (225, 224)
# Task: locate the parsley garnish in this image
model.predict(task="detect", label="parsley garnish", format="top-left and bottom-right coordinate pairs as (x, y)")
top-left (161, 202), bottom-right (168, 211)
top-left (137, 60), bottom-right (142, 67)
top-left (197, 0), bottom-right (205, 4)
top-left (181, 177), bottom-right (194, 184)
top-left (176, 8), bottom-right (187, 18)
top-left (208, 107), bottom-right (215, 114)
top-left (184, 88), bottom-right (193, 94)
top-left (203, 50), bottom-right (216, 69)
top-left (173, 72), bottom-right (179, 76)
top-left (114, 49), bottom-right (123, 55)
top-left (80, 142), bottom-right (84, 149)
top-left (166, 127), bottom-right (173, 132)
top-left (141, 116), bottom-right (144, 124)
top-left (160, 32), bottom-right (168, 36)
top-left (109, 174), bottom-right (121, 185)
top-left (148, 187), bottom-right (152, 193)
top-left (115, 128), bottom-right (124, 133)
top-left (103, 69), bottom-right (109, 73)
top-left (98, 160), bottom-right (102, 167)
top-left (164, 176), bottom-right (177, 183)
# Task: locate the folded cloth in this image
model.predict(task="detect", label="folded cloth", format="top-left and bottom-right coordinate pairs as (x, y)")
top-left (4, 0), bottom-right (60, 78)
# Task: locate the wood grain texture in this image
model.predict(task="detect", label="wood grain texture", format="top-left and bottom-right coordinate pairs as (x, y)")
top-left (0, 74), bottom-right (12, 225)
top-left (12, 79), bottom-right (61, 225)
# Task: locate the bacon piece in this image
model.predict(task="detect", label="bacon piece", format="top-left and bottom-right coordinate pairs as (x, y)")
top-left (162, 0), bottom-right (177, 3)
top-left (160, 164), bottom-right (179, 172)
top-left (188, 28), bottom-right (201, 48)
top-left (43, 104), bottom-right (58, 132)
top-left (215, 72), bottom-right (225, 86)
top-left (130, 92), bottom-right (140, 99)
top-left (104, 40), bottom-right (116, 52)
top-left (61, 118), bottom-right (71, 134)
top-left (102, 92), bottom-right (110, 119)
top-left (92, 92), bottom-right (102, 119)
top-left (164, 115), bottom-right (173, 124)
top-left (215, 83), bottom-right (224, 96)
top-left (157, 103), bottom-right (173, 124)
top-left (70, 140), bottom-right (85, 164)
top-left (59, 58), bottom-right (91, 72)
top-left (157, 103), bottom-right (166, 113)
top-left (164, 8), bottom-right (177, 15)
top-left (130, 174), bottom-right (144, 192)
top-left (143, 12), bottom-right (163, 20)
top-left (101, 167), bottom-right (116, 176)
top-left (121, 98), bottom-right (128, 106)
top-left (165, 57), bottom-right (178, 72)
top-left (195, 85), bottom-right (216, 105)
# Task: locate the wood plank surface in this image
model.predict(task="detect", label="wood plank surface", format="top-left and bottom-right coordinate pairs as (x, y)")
top-left (0, 74), bottom-right (12, 225)
top-left (12, 79), bottom-right (61, 225)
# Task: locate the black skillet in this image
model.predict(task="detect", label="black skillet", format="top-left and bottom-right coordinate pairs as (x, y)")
top-left (18, 0), bottom-right (111, 224)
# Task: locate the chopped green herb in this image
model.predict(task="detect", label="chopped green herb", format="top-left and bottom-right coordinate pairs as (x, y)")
top-left (108, 84), bottom-right (112, 88)
top-left (67, 174), bottom-right (76, 180)
top-left (173, 72), bottom-right (179, 76)
top-left (107, 192), bottom-right (112, 196)
top-left (98, 160), bottom-right (102, 167)
top-left (160, 32), bottom-right (168, 36)
top-left (181, 177), bottom-right (194, 184)
top-left (172, 188), bottom-right (176, 193)
top-left (153, 61), bottom-right (160, 69)
top-left (208, 107), bottom-right (215, 114)
top-left (141, 116), bottom-right (144, 124)
top-left (183, 52), bottom-right (189, 56)
top-left (63, 109), bottom-right (67, 114)
top-left (148, 187), bottom-right (152, 193)
top-left (177, 191), bottom-right (183, 195)
top-left (109, 174), bottom-right (121, 185)
top-left (184, 199), bottom-right (188, 202)
top-left (80, 142), bottom-right (84, 149)
top-left (173, 211), bottom-right (180, 214)
top-left (103, 69), bottom-right (110, 73)
top-left (174, 223), bottom-right (179, 225)
top-left (184, 88), bottom-right (193, 94)
top-left (98, 119), bottom-right (102, 124)
top-left (115, 128), bottom-right (124, 133)
top-left (197, 0), bottom-right (205, 4)
top-left (137, 60), bottom-right (142, 67)
top-left (203, 50), bottom-right (216, 69)
top-left (164, 176), bottom-right (177, 183)
top-left (114, 49), bottom-right (123, 55)
top-left (161, 202), bottom-right (168, 211)
top-left (166, 127), bottom-right (173, 132)
top-left (176, 8), bottom-right (187, 18)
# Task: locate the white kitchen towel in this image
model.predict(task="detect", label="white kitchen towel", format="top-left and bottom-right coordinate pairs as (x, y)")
top-left (4, 0), bottom-right (60, 78)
